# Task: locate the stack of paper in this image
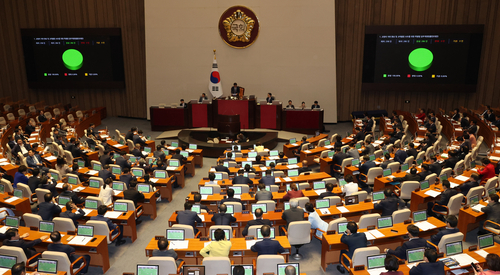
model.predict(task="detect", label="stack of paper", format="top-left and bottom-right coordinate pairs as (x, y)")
top-left (260, 167), bottom-right (267, 171)
top-left (0, 226), bottom-right (11, 234)
top-left (74, 187), bottom-right (86, 192)
top-left (203, 242), bottom-right (211, 247)
top-left (198, 215), bottom-right (205, 221)
top-left (169, 240), bottom-right (189, 249)
top-left (304, 150), bottom-right (312, 154)
top-left (56, 182), bottom-right (65, 188)
top-left (283, 177), bottom-right (292, 182)
top-left (201, 195), bottom-right (208, 200)
top-left (246, 240), bottom-right (258, 249)
top-left (320, 209), bottom-right (331, 215)
top-left (441, 153), bottom-right (449, 158)
top-left (455, 175), bottom-right (470, 181)
top-left (291, 143), bottom-right (299, 146)
top-left (247, 158), bottom-right (256, 162)
top-left (4, 197), bottom-right (19, 203)
top-left (424, 190), bottom-right (441, 198)
top-left (167, 167), bottom-right (177, 171)
top-left (364, 231), bottom-right (375, 240)
top-left (367, 230), bottom-right (384, 238)
top-left (0, 158), bottom-right (7, 162)
top-left (150, 178), bottom-right (159, 183)
top-left (337, 206), bottom-right (349, 213)
top-left (490, 156), bottom-right (500, 161)
top-left (414, 221), bottom-right (436, 231)
top-left (69, 236), bottom-right (92, 245)
top-left (451, 253), bottom-right (479, 266)
top-left (167, 146), bottom-right (177, 150)
top-left (104, 211), bottom-right (122, 219)
top-left (450, 182), bottom-right (459, 189)
top-left (186, 149), bottom-right (194, 153)
top-left (113, 190), bottom-right (122, 196)
top-left (287, 164), bottom-right (299, 169)
top-left (367, 268), bottom-right (386, 275)
top-left (45, 156), bottom-right (57, 161)
top-left (86, 170), bottom-right (98, 175)
top-left (275, 178), bottom-right (281, 183)
top-left (471, 204), bottom-right (484, 212)
top-left (315, 189), bottom-right (326, 196)
top-left (475, 249), bottom-right (489, 258)
top-left (0, 162), bottom-right (10, 166)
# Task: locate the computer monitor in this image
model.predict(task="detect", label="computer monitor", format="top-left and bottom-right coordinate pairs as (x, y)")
top-left (383, 168), bottom-right (392, 177)
top-left (328, 151), bottom-right (335, 158)
top-left (251, 203), bottom-right (267, 213)
top-left (129, 156), bottom-right (138, 163)
top-left (191, 204), bottom-right (201, 214)
top-left (166, 229), bottom-right (185, 241)
top-left (85, 199), bottom-right (98, 210)
top-left (37, 259), bottom-right (58, 274)
top-left (342, 147), bottom-right (347, 153)
top-left (367, 254), bottom-right (386, 269)
top-left (111, 166), bottom-right (121, 175)
top-left (77, 159), bottom-right (85, 168)
top-left (377, 216), bottom-right (393, 229)
top-left (256, 227), bottom-right (275, 239)
top-left (315, 199), bottom-right (330, 209)
top-left (283, 202), bottom-right (290, 210)
top-left (344, 195), bottom-right (359, 205)
top-left (277, 263), bottom-right (299, 275)
top-left (488, 188), bottom-right (496, 196)
top-left (67, 175), bottom-right (78, 185)
top-left (169, 159), bottom-right (180, 167)
top-left (243, 172), bottom-right (249, 178)
top-left (137, 184), bottom-right (151, 193)
top-left (58, 196), bottom-right (71, 206)
top-left (214, 173), bottom-right (223, 180)
top-left (13, 189), bottom-right (23, 198)
top-left (478, 234), bottom-right (495, 249)
top-left (148, 158), bottom-right (157, 165)
top-left (113, 153), bottom-right (120, 160)
top-left (183, 265), bottom-right (205, 275)
top-left (265, 160), bottom-right (275, 166)
top-left (420, 180), bottom-right (430, 190)
top-left (0, 184), bottom-right (4, 194)
top-left (288, 169), bottom-right (299, 177)
top-left (413, 210), bottom-right (427, 222)
top-left (439, 174), bottom-right (448, 182)
top-left (269, 150), bottom-right (279, 157)
top-left (154, 170), bottom-right (167, 179)
top-left (416, 159), bottom-right (423, 166)
top-left (77, 225), bottom-right (94, 237)
top-left (339, 178), bottom-right (347, 186)
top-left (0, 255), bottom-right (16, 269)
top-left (5, 216), bottom-right (20, 228)
top-left (39, 221), bottom-right (55, 233)
top-left (285, 184), bottom-right (292, 192)
top-left (325, 140), bottom-right (331, 146)
top-left (288, 158), bottom-right (298, 165)
top-left (188, 144), bottom-right (197, 150)
top-left (369, 155), bottom-right (376, 161)
top-left (445, 241), bottom-right (463, 256)
top-left (132, 169), bottom-right (144, 177)
top-left (228, 186), bottom-right (242, 195)
top-left (407, 247), bottom-right (425, 263)
top-left (248, 152), bottom-right (257, 158)
top-left (231, 265), bottom-right (253, 275)
top-left (337, 222), bottom-right (348, 234)
top-left (210, 229), bottom-right (231, 240)
top-left (180, 151), bottom-right (189, 158)
top-left (171, 142), bottom-right (179, 148)
top-left (144, 147), bottom-right (152, 153)
top-left (88, 179), bottom-right (100, 188)
top-left (352, 159), bottom-right (360, 166)
top-left (92, 163), bottom-right (102, 171)
top-left (137, 264), bottom-right (159, 275)
top-left (113, 202), bottom-right (128, 212)
top-left (162, 149), bottom-right (169, 155)
top-left (112, 182), bottom-right (125, 191)
top-left (471, 160), bottom-right (476, 168)
top-left (355, 143), bottom-right (362, 149)
top-left (241, 161), bottom-right (252, 168)
top-left (401, 163), bottom-right (409, 172)
top-left (469, 195), bottom-right (479, 206)
top-left (224, 204), bottom-right (234, 215)
top-left (372, 191), bottom-right (385, 201)
top-left (199, 186), bottom-right (213, 195)
top-left (289, 138), bottom-right (296, 144)
top-left (313, 181), bottom-right (326, 190)
top-left (223, 162), bottom-right (230, 168)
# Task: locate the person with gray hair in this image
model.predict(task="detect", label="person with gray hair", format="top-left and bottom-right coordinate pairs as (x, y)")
top-left (285, 265), bottom-right (296, 275)
top-left (281, 198), bottom-right (304, 235)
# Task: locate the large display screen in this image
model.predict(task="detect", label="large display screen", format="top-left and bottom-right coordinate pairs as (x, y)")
top-left (21, 28), bottom-right (125, 89)
top-left (362, 25), bottom-right (483, 93)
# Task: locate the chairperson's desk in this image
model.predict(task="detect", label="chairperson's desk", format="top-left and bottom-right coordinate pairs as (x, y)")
top-left (145, 236), bottom-right (292, 264)
top-left (320, 217), bottom-right (446, 271)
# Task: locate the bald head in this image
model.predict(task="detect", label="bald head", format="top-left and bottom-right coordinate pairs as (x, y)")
top-left (285, 265), bottom-right (296, 275)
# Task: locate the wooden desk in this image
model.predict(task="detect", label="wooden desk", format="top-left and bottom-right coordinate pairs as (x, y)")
top-left (153, 176), bottom-right (174, 202)
top-left (213, 99), bottom-right (256, 129)
top-left (0, 192), bottom-right (32, 215)
top-left (282, 134), bottom-right (328, 158)
top-left (458, 200), bottom-right (488, 239)
top-left (150, 106), bottom-right (188, 131)
top-left (256, 103), bottom-right (282, 130)
top-left (107, 139), bottom-right (129, 153)
top-left (320, 217), bottom-right (446, 271)
top-left (300, 146), bottom-right (332, 164)
top-left (282, 109), bottom-right (324, 134)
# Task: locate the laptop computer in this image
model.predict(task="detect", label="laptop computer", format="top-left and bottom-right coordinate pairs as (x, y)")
top-left (143, 147), bottom-right (152, 153)
top-left (85, 199), bottom-right (98, 210)
top-left (315, 199), bottom-right (330, 209)
top-left (57, 196), bottom-right (71, 206)
top-left (111, 166), bottom-right (121, 175)
top-left (88, 179), bottom-right (101, 188)
top-left (4, 216), bottom-right (20, 228)
top-left (377, 216), bottom-right (393, 229)
top-left (288, 158), bottom-right (298, 165)
top-left (277, 263), bottom-right (299, 275)
top-left (137, 264), bottom-right (159, 275)
top-left (251, 203), bottom-right (267, 213)
top-left (283, 202), bottom-right (290, 210)
top-left (337, 222), bottom-right (348, 234)
top-left (13, 189), bottom-right (23, 199)
top-left (413, 210), bottom-right (427, 222)
top-left (469, 194), bottom-right (479, 206)
top-left (183, 265), bottom-right (205, 275)
top-left (137, 184), bottom-right (151, 193)
top-left (171, 142), bottom-right (178, 148)
top-left (77, 159), bottom-right (85, 168)
top-left (288, 169), bottom-right (299, 177)
top-left (224, 204), bottom-right (234, 215)
top-left (439, 174), bottom-right (448, 182)
top-left (445, 241), bottom-right (463, 256)
top-left (420, 180), bottom-right (430, 190)
top-left (265, 160), bottom-right (275, 166)
top-left (199, 186), bottom-right (213, 195)
top-left (0, 255), bottom-right (16, 269)
top-left (313, 181), bottom-right (326, 190)
top-left (328, 151), bottom-right (335, 158)
top-left (231, 265), bottom-right (253, 275)
top-left (92, 163), bottom-right (102, 171)
top-left (112, 182), bottom-right (125, 191)
top-left (407, 247), bottom-right (425, 263)
top-left (39, 221), bottom-right (55, 233)
top-left (180, 151), bottom-right (189, 158)
top-left (352, 159), bottom-right (360, 167)
top-left (37, 259), bottom-right (58, 274)
top-left (256, 227), bottom-right (275, 239)
top-left (478, 234), bottom-right (495, 249)
top-left (166, 229), bottom-right (185, 241)
top-left (154, 170), bottom-right (167, 179)
top-left (367, 254), bottom-right (386, 270)
top-left (168, 159), bottom-right (180, 167)
top-left (210, 229), bottom-right (231, 240)
top-left (113, 202), bottom-right (128, 212)
top-left (369, 155), bottom-right (376, 161)
top-left (188, 144), bottom-right (197, 150)
top-left (344, 195), bottom-right (359, 205)
top-left (383, 168), bottom-right (392, 177)
top-left (51, 173), bottom-right (59, 182)
top-left (269, 150), bottom-right (279, 157)
top-left (372, 191), bottom-right (385, 201)
top-left (355, 143), bottom-right (362, 149)
top-left (129, 156), bottom-right (138, 163)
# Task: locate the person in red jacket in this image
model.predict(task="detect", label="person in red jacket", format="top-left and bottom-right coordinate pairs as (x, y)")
top-left (415, 108), bottom-right (426, 120)
top-left (283, 183), bottom-right (304, 201)
top-left (478, 158), bottom-right (495, 181)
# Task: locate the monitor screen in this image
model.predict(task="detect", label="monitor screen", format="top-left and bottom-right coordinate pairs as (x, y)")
top-left (5, 216), bottom-right (19, 228)
top-left (277, 263), bottom-right (299, 275)
top-left (325, 140), bottom-right (331, 146)
top-left (223, 162), bottom-right (229, 168)
top-left (180, 151), bottom-right (189, 158)
top-left (372, 191), bottom-right (385, 201)
top-left (355, 143), bottom-right (362, 149)
top-left (77, 159), bottom-right (85, 168)
top-left (265, 160), bottom-right (275, 166)
top-left (345, 195), bottom-right (359, 205)
top-left (166, 229), bottom-right (185, 241)
top-left (248, 152), bottom-right (257, 158)
top-left (39, 221), bottom-right (55, 233)
top-left (256, 227), bottom-right (275, 239)
top-left (407, 247), bottom-right (425, 263)
top-left (369, 155), bottom-right (376, 161)
top-left (147, 158), bottom-right (157, 166)
top-left (144, 147), bottom-right (152, 153)
top-left (111, 166), bottom-right (121, 175)
top-left (284, 202), bottom-right (290, 210)
top-left (456, 166), bottom-right (464, 175)
top-left (469, 195), bottom-right (479, 206)
top-left (214, 173), bottom-right (223, 180)
top-left (58, 196), bottom-right (71, 206)
top-left (328, 151), bottom-right (335, 158)
top-left (132, 169), bottom-right (144, 177)
top-left (13, 189), bottom-right (23, 198)
top-left (210, 229), bottom-right (231, 240)
top-left (339, 178), bottom-right (347, 186)
top-left (113, 153), bottom-right (120, 160)
top-left (289, 138), bottom-right (296, 144)
top-left (183, 266), bottom-right (205, 275)
top-left (228, 186), bottom-right (242, 195)
top-left (383, 168), bottom-right (392, 177)
top-left (315, 199), bottom-right (330, 209)
top-left (251, 204), bottom-right (267, 213)
top-left (269, 150), bottom-right (279, 156)
top-left (154, 170), bottom-right (167, 179)
top-left (0, 185), bottom-right (4, 194)
top-left (51, 173), bottom-right (59, 182)
top-left (0, 255), bottom-right (16, 269)
top-left (171, 142), bottom-right (178, 148)
top-left (112, 182), bottom-right (124, 191)
top-left (416, 159), bottom-right (423, 166)
top-left (420, 180), bottom-right (430, 190)
top-left (288, 169), bottom-right (299, 177)
top-left (352, 159), bottom-right (360, 166)
top-left (367, 254), bottom-right (386, 269)
top-left (191, 204), bottom-right (201, 214)
top-left (37, 259), bottom-right (58, 274)
top-left (471, 160), bottom-right (476, 168)
top-left (67, 176), bottom-right (78, 185)
top-left (89, 179), bottom-right (100, 188)
top-left (337, 222), bottom-right (348, 234)
top-left (129, 156), bottom-right (138, 163)
top-left (169, 159), bottom-right (179, 167)
top-left (199, 186), bottom-right (213, 195)
top-left (224, 205), bottom-right (234, 215)
top-left (137, 184), bottom-right (151, 193)
top-left (85, 199), bottom-right (98, 209)
top-left (478, 234), bottom-right (494, 249)
top-left (137, 264), bottom-right (159, 275)
top-left (313, 181), bottom-right (326, 190)
top-left (401, 163), bottom-right (409, 171)
top-left (92, 163), bottom-right (102, 171)
top-left (377, 216), bottom-right (393, 229)
top-left (440, 174), bottom-right (448, 182)
top-left (162, 149), bottom-right (169, 155)
top-left (113, 202), bottom-right (128, 212)
top-left (488, 188), bottom-right (496, 196)
top-left (445, 241), bottom-right (463, 256)
top-left (288, 158), bottom-right (298, 165)
top-left (77, 225), bottom-right (94, 237)
top-left (231, 265), bottom-right (253, 275)
top-left (189, 144), bottom-right (197, 150)
top-left (413, 210), bottom-right (427, 222)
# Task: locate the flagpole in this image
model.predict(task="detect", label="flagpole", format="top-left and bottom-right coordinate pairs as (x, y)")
top-left (213, 49), bottom-right (216, 59)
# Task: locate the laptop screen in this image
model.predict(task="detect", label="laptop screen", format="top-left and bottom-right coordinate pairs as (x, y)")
top-left (5, 216), bottom-right (19, 228)
top-left (189, 144), bottom-right (197, 150)
top-left (256, 227), bottom-right (275, 239)
top-left (488, 188), bottom-right (496, 196)
top-left (171, 142), bottom-right (178, 148)
top-left (223, 162), bottom-right (229, 168)
top-left (313, 181), bottom-right (326, 190)
top-left (440, 174), bottom-right (448, 182)
top-left (67, 176), bottom-right (78, 185)
top-left (269, 150), bottom-right (279, 157)
top-left (77, 225), bottom-right (94, 237)
top-left (377, 217), bottom-right (393, 229)
top-left (224, 205), bottom-right (234, 214)
top-left (445, 241), bottom-right (463, 256)
top-left (288, 158), bottom-right (298, 165)
top-left (137, 264), bottom-right (159, 275)
top-left (416, 159), bottom-right (423, 166)
top-left (132, 169), bottom-right (144, 177)
top-left (180, 151), bottom-right (189, 158)
top-left (407, 247), bottom-right (425, 263)
top-left (169, 159), bottom-right (180, 167)
top-left (337, 222), bottom-right (348, 234)
top-left (325, 140), bottom-right (331, 146)
top-left (339, 178), bottom-right (347, 186)
top-left (355, 143), bottom-right (362, 149)
top-left (39, 221), bottom-right (55, 233)
top-left (288, 169), bottom-right (299, 177)
top-left (210, 229), bottom-right (231, 240)
top-left (89, 179), bottom-right (100, 188)
top-left (129, 156), bottom-right (138, 163)
top-left (469, 195), bottom-right (479, 206)
top-left (37, 259), bottom-right (58, 274)
top-left (92, 163), bottom-right (102, 171)
top-left (420, 180), bottom-right (430, 190)
top-left (328, 151), bottom-right (335, 158)
top-left (367, 254), bottom-right (386, 269)
top-left (0, 255), bottom-right (16, 269)
top-left (352, 159), bottom-right (360, 166)
top-left (344, 195), bottom-right (359, 205)
top-left (401, 163), bottom-right (409, 172)
top-left (166, 229), bottom-right (185, 241)
top-left (277, 263), bottom-right (299, 275)
top-left (137, 184), bottom-right (151, 193)
top-left (114, 202), bottom-right (128, 212)
top-left (413, 210), bottom-right (427, 222)
top-left (214, 173), bottom-right (223, 180)
top-left (265, 160), bottom-right (275, 166)
top-left (154, 170), bottom-right (167, 179)
top-left (383, 168), bottom-right (392, 177)
top-left (231, 265), bottom-right (253, 275)
top-left (372, 191), bottom-right (385, 201)
top-left (369, 155), bottom-right (376, 161)
top-left (283, 202), bottom-right (290, 210)
top-left (162, 149), bottom-right (169, 155)
top-left (228, 186), bottom-right (242, 195)
top-left (251, 204), bottom-right (267, 213)
top-left (199, 186), bottom-right (213, 195)
top-left (112, 182), bottom-right (125, 191)
top-left (58, 196), bottom-right (71, 206)
top-left (111, 166), bottom-right (121, 175)
top-left (144, 147), bottom-right (152, 153)
top-left (85, 199), bottom-right (98, 209)
top-left (0, 185), bottom-right (4, 194)
top-left (315, 199), bottom-right (330, 209)
top-left (289, 138), bottom-right (296, 144)
top-left (77, 159), bottom-right (85, 168)
top-left (248, 152), bottom-right (257, 158)
top-left (13, 189), bottom-right (23, 198)
top-left (478, 234), bottom-right (494, 249)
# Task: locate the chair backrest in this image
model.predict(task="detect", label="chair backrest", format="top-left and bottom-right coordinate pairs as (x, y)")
top-left (330, 133), bottom-right (338, 143)
top-left (327, 217), bottom-right (348, 231)
top-left (18, 109), bottom-right (26, 117)
top-left (126, 139), bottom-right (134, 151)
top-left (394, 139), bottom-right (401, 148)
top-left (440, 168), bottom-right (452, 178)
top-left (323, 177), bottom-right (338, 186)
top-left (287, 221), bottom-right (311, 245)
top-left (53, 108), bottom-right (60, 116)
top-left (223, 202), bottom-right (242, 213)
top-left (0, 117), bottom-right (6, 126)
top-left (297, 182), bottom-right (310, 190)
top-left (317, 138), bottom-right (327, 147)
top-left (366, 167), bottom-right (383, 184)
top-left (272, 171), bottom-right (284, 178)
top-left (148, 257), bottom-right (178, 273)
top-left (53, 217), bottom-right (76, 232)
top-left (172, 224), bottom-right (196, 239)
top-left (392, 209), bottom-right (411, 224)
top-left (41, 251), bottom-right (71, 274)
top-left (256, 255), bottom-right (285, 275)
top-left (208, 225), bottom-right (232, 240)
top-left (256, 200), bottom-right (276, 211)
top-left (437, 232), bottom-right (464, 254)
top-left (387, 162), bottom-right (400, 174)
top-left (29, 105), bottom-right (36, 113)
top-left (484, 177), bottom-right (499, 192)
top-left (0, 179), bottom-right (14, 193)
top-left (233, 184), bottom-right (250, 193)
top-left (296, 197), bottom-right (310, 208)
top-left (340, 158), bottom-right (353, 173)
top-left (204, 184), bottom-right (221, 194)
top-left (358, 213), bottom-right (381, 229)
top-left (471, 147), bottom-right (479, 160)
top-left (351, 247), bottom-right (380, 268)
top-left (463, 153), bottom-right (472, 170)
top-left (66, 173), bottom-right (81, 185)
top-left (6, 113), bottom-right (15, 121)
top-left (351, 191), bottom-right (367, 201)
top-left (44, 112), bottom-right (52, 119)
top-left (374, 150), bottom-right (383, 159)
top-left (454, 160), bottom-right (465, 175)
top-left (425, 146), bottom-right (434, 159)
top-left (16, 183), bottom-right (32, 202)
top-left (425, 173), bottom-right (437, 185)
top-left (35, 188), bottom-right (51, 202)
top-left (404, 156), bottom-right (414, 166)
top-left (447, 193), bottom-right (465, 216)
top-left (386, 144), bottom-right (394, 153)
top-left (203, 257), bottom-right (232, 275)
top-left (400, 181), bottom-right (420, 200)
top-left (301, 144), bottom-right (309, 151)
top-left (23, 213), bottom-right (43, 228)
top-left (466, 186), bottom-right (485, 205)
top-left (76, 110), bottom-right (83, 118)
top-left (416, 151), bottom-right (425, 162)
top-left (86, 196), bottom-right (104, 207)
top-left (86, 220), bottom-right (112, 244)
top-left (0, 247), bottom-right (27, 263)
top-left (319, 150), bottom-right (329, 159)
top-left (67, 114), bottom-right (75, 122)
top-left (324, 196), bottom-right (341, 206)
top-left (63, 150), bottom-right (73, 164)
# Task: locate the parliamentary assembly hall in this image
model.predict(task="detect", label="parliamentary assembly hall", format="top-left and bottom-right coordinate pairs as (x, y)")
top-left (1, 0), bottom-right (500, 274)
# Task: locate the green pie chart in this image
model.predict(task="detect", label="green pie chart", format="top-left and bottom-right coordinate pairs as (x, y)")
top-left (408, 48), bottom-right (433, 71)
top-left (62, 49), bottom-right (83, 70)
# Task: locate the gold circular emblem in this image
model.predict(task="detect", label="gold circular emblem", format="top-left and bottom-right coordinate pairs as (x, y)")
top-left (218, 6), bottom-right (260, 49)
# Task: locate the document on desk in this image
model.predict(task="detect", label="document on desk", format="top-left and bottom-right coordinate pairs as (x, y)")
top-left (203, 241), bottom-right (211, 247)
top-left (363, 231), bottom-right (375, 241)
top-left (324, 145), bottom-right (333, 149)
top-left (86, 170), bottom-right (98, 175)
top-left (337, 206), bottom-right (349, 213)
top-left (475, 249), bottom-right (489, 258)
top-left (283, 177), bottom-right (292, 182)
top-left (0, 158), bottom-right (7, 162)
top-left (367, 267), bottom-right (386, 275)
top-left (150, 178), bottom-right (159, 183)
top-left (441, 153), bottom-right (449, 158)
top-left (291, 143), bottom-right (299, 146)
top-left (260, 167), bottom-right (267, 171)
top-left (246, 240), bottom-right (258, 249)
top-left (315, 189), bottom-right (326, 196)
top-left (0, 267), bottom-right (10, 274)
top-left (319, 209), bottom-right (331, 215)
top-left (414, 221), bottom-right (436, 231)
top-left (490, 156), bottom-right (500, 161)
top-left (268, 156), bottom-right (279, 160)
top-left (74, 187), bottom-right (86, 192)
top-left (0, 226), bottom-right (12, 234)
top-left (450, 182), bottom-right (459, 189)
top-left (104, 211), bottom-right (122, 219)
top-left (113, 190), bottom-right (122, 196)
top-left (186, 149), bottom-right (194, 153)
top-left (367, 230), bottom-right (384, 238)
top-left (169, 240), bottom-right (189, 249)
top-left (45, 156), bottom-right (57, 161)
top-left (455, 175), bottom-right (470, 182)
top-left (82, 209), bottom-right (93, 216)
top-left (275, 178), bottom-right (281, 183)
top-left (451, 253), bottom-right (479, 266)
top-left (56, 182), bottom-right (64, 188)
top-left (287, 164), bottom-right (299, 169)
top-left (4, 197), bottom-right (19, 203)
top-left (246, 158), bottom-right (256, 162)
top-left (167, 146), bottom-right (177, 150)
top-left (198, 215), bottom-right (205, 221)
top-left (201, 195), bottom-right (208, 200)
top-left (471, 204), bottom-right (484, 212)
top-left (424, 190), bottom-right (441, 198)
top-left (304, 150), bottom-right (312, 154)
top-left (69, 236), bottom-right (92, 245)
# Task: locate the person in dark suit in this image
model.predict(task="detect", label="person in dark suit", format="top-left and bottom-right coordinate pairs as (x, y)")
top-left (460, 114), bottom-right (470, 128)
top-left (331, 147), bottom-right (348, 176)
top-left (38, 110), bottom-right (48, 123)
top-left (468, 120), bottom-right (478, 136)
top-left (276, 152), bottom-right (288, 164)
top-left (429, 156), bottom-right (442, 176)
top-left (211, 204), bottom-right (236, 225)
top-left (452, 108), bottom-right (460, 121)
top-left (285, 100), bottom-right (295, 109)
top-left (123, 180), bottom-right (145, 207)
top-left (39, 176), bottom-right (58, 197)
top-left (281, 199), bottom-right (304, 231)
top-left (311, 101), bottom-right (320, 109)
top-left (427, 180), bottom-right (458, 219)
top-left (242, 208), bottom-right (271, 236)
top-left (37, 193), bottom-right (61, 221)
top-left (406, 143), bottom-right (418, 159)
top-left (70, 141), bottom-right (85, 159)
top-left (125, 127), bottom-right (137, 142)
top-left (444, 150), bottom-right (460, 169)
top-left (459, 173), bottom-right (480, 196)
top-left (231, 83), bottom-right (240, 97)
top-left (294, 136), bottom-right (309, 157)
top-left (221, 189), bottom-right (245, 209)
top-left (48, 231), bottom-right (91, 273)
top-left (430, 215), bottom-right (459, 245)
top-left (176, 202), bottom-right (203, 234)
top-left (394, 145), bottom-right (408, 164)
top-left (259, 170), bottom-right (276, 186)
top-left (214, 160), bottom-right (230, 174)
top-left (255, 183), bottom-right (273, 201)
top-left (338, 221), bottom-right (367, 274)
top-left (3, 228), bottom-right (48, 259)
top-left (153, 145), bottom-right (166, 161)
top-left (90, 205), bottom-right (126, 246)
top-left (354, 127), bottom-right (365, 143)
top-left (99, 150), bottom-right (114, 166)
top-left (389, 127), bottom-right (403, 144)
top-left (27, 168), bottom-right (41, 193)
top-left (392, 167), bottom-right (420, 183)
top-left (26, 149), bottom-right (48, 172)
top-left (266, 93), bottom-right (275, 103)
top-left (132, 130), bottom-right (147, 147)
top-left (25, 119), bottom-right (36, 137)
top-left (98, 164), bottom-right (114, 181)
top-left (12, 138), bottom-right (31, 158)
top-left (319, 182), bottom-right (336, 198)
top-left (116, 151), bottom-right (132, 170)
top-left (347, 141), bottom-right (360, 160)
top-left (374, 189), bottom-right (403, 217)
top-left (478, 194), bottom-right (500, 235)
top-left (119, 168), bottom-right (136, 189)
top-left (421, 132), bottom-right (436, 152)
top-left (385, 225), bottom-right (428, 260)
top-left (171, 149), bottom-right (187, 163)
top-left (232, 170), bottom-right (253, 185)
top-left (409, 249), bottom-right (445, 275)
top-left (427, 119), bottom-right (437, 134)
top-left (130, 144), bottom-right (146, 159)
top-left (418, 164), bottom-right (432, 181)
top-left (58, 183), bottom-right (85, 204)
top-left (380, 153), bottom-right (394, 170)
top-left (198, 93), bottom-right (208, 103)
top-left (250, 225), bottom-right (285, 256)
top-left (298, 160), bottom-right (312, 174)
top-left (357, 155), bottom-right (376, 189)
top-left (179, 99), bottom-right (188, 108)
top-left (152, 238), bottom-right (182, 266)
top-left (362, 139), bottom-right (375, 156)
top-left (60, 201), bottom-right (85, 227)
top-left (193, 193), bottom-right (209, 212)
top-left (13, 165), bottom-right (29, 188)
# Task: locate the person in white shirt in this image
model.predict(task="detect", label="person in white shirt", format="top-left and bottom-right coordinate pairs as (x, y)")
top-left (342, 174), bottom-right (358, 196)
top-left (98, 178), bottom-right (114, 206)
top-left (254, 142), bottom-right (264, 152)
top-left (305, 202), bottom-right (328, 238)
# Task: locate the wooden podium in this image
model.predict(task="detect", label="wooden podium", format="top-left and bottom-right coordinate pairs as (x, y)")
top-left (217, 114), bottom-right (240, 138)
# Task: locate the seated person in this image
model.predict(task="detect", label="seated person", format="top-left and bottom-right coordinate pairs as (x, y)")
top-left (342, 175), bottom-right (358, 197)
top-left (409, 249), bottom-right (445, 275)
top-left (48, 231), bottom-right (91, 274)
top-left (305, 202), bottom-right (328, 238)
top-left (13, 165), bottom-right (29, 188)
top-left (250, 225), bottom-right (285, 256)
top-left (459, 173), bottom-right (480, 196)
top-left (176, 202), bottom-right (202, 234)
top-left (211, 204), bottom-right (236, 225)
top-left (193, 193), bottom-right (209, 212)
top-left (11, 262), bottom-right (26, 275)
top-left (338, 221), bottom-right (367, 274)
top-left (200, 228), bottom-right (231, 257)
top-left (120, 168), bottom-right (137, 189)
top-left (319, 182), bottom-right (336, 198)
top-left (37, 193), bottom-right (61, 221)
top-left (294, 136), bottom-right (309, 157)
top-left (259, 170), bottom-right (275, 186)
top-left (298, 160), bottom-right (311, 174)
top-left (131, 144), bottom-right (146, 159)
top-left (357, 155), bottom-right (376, 189)
top-left (380, 153), bottom-right (394, 170)
top-left (3, 228), bottom-right (48, 259)
top-left (472, 254), bottom-right (500, 275)
top-left (283, 183), bottom-right (304, 201)
top-left (281, 198), bottom-right (304, 231)
top-left (123, 180), bottom-right (145, 207)
top-left (419, 164), bottom-right (432, 181)
top-left (393, 144), bottom-right (408, 164)
top-left (254, 155), bottom-right (265, 166)
top-left (59, 183), bottom-right (85, 204)
top-left (427, 180), bottom-right (458, 219)
top-left (214, 160), bottom-right (230, 174)
top-left (153, 237), bottom-right (182, 266)
top-left (374, 189), bottom-right (402, 217)
top-left (198, 93), bottom-right (208, 102)
top-left (221, 189), bottom-right (245, 209)
top-left (385, 225), bottom-right (427, 260)
top-left (60, 201), bottom-right (85, 227)
top-left (406, 143), bottom-right (418, 159)
top-left (90, 205), bottom-right (126, 246)
top-left (242, 208), bottom-right (271, 237)
top-left (380, 255), bottom-right (403, 275)
top-left (255, 183), bottom-right (273, 201)
top-left (39, 175), bottom-right (58, 197)
top-left (232, 169), bottom-right (252, 185)
top-left (276, 152), bottom-right (288, 164)
top-left (478, 194), bottom-right (500, 235)
top-left (392, 167), bottom-right (420, 182)
top-left (430, 215), bottom-right (459, 245)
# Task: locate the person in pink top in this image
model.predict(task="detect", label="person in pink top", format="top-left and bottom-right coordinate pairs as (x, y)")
top-left (478, 158), bottom-right (495, 181)
top-left (473, 254), bottom-right (500, 275)
top-left (464, 130), bottom-right (477, 148)
top-left (283, 183), bottom-right (304, 201)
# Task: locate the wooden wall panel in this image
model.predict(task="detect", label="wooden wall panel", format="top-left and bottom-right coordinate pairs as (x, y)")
top-left (0, 0), bottom-right (146, 118)
top-left (336, 0), bottom-right (500, 121)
